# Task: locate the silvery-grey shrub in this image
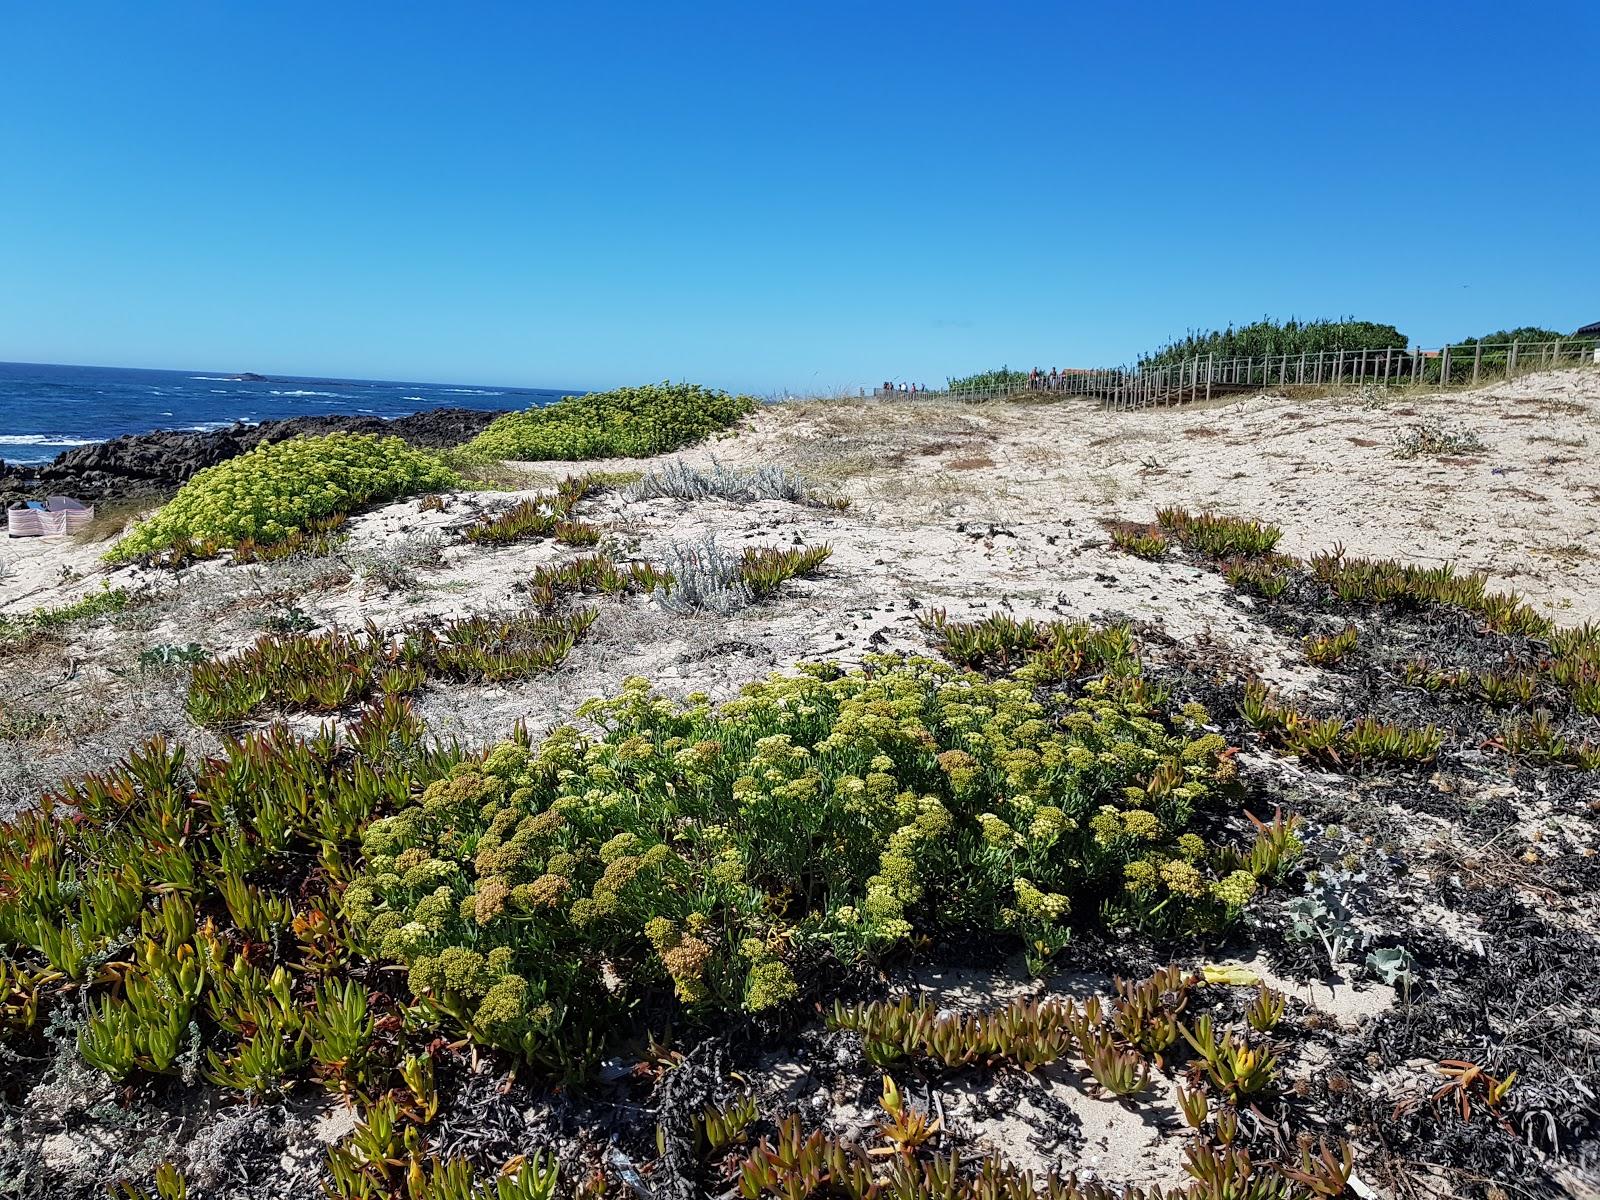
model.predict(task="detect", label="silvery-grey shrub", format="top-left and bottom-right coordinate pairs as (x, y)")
top-left (652, 535), bottom-right (751, 615)
top-left (628, 458), bottom-right (817, 505)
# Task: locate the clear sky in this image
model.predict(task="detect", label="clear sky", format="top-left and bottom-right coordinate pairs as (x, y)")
top-left (2, 1), bottom-right (1596, 393)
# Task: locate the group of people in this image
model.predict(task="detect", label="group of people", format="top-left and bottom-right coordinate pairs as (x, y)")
top-left (1026, 367), bottom-right (1076, 390)
top-left (880, 381), bottom-right (928, 394)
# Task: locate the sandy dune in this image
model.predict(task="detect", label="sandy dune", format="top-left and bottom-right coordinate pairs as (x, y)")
top-left (3, 367), bottom-right (1596, 804)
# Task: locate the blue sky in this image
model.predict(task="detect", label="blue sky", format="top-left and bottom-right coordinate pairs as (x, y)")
top-left (2, 1), bottom-right (1596, 393)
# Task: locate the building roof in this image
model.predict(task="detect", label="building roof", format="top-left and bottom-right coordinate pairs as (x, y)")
top-left (1574, 321), bottom-right (1600, 338)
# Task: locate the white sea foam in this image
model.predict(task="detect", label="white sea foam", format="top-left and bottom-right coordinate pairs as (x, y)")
top-left (0, 434), bottom-right (101, 446)
top-left (269, 389), bottom-right (349, 399)
top-left (440, 388), bottom-right (503, 396)
top-left (401, 395), bottom-right (429, 402)
top-left (189, 376), bottom-right (236, 381)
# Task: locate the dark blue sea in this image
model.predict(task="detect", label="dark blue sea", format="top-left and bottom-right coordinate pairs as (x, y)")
top-left (0, 362), bottom-right (572, 465)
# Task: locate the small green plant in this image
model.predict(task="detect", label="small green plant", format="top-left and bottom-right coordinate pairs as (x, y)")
top-left (109, 1162), bottom-right (189, 1200)
top-left (1283, 890), bottom-right (1364, 970)
top-left (1303, 625), bottom-right (1358, 667)
top-left (829, 994), bottom-right (1077, 1072)
top-left (1392, 421), bottom-right (1488, 460)
top-left (1222, 557), bottom-right (1293, 598)
top-left (1077, 1026), bottom-right (1152, 1098)
top-left (1244, 985), bottom-right (1286, 1032)
top-left (0, 699), bottom-right (455, 1095)
top-left (186, 608), bottom-right (595, 725)
top-left (740, 544), bottom-right (832, 599)
top-left (1157, 508), bottom-right (1282, 558)
top-left (1108, 965), bottom-right (1194, 1061)
top-left (1243, 683), bottom-right (1441, 769)
top-left (527, 554), bottom-right (673, 611)
top-left (735, 1102), bottom-right (1356, 1200)
top-left (324, 1091), bottom-right (562, 1200)
top-left (917, 610), bottom-right (1140, 682)
top-left (1280, 1140), bottom-right (1356, 1197)
top-left (1181, 1015), bottom-right (1278, 1103)
top-left (135, 642), bottom-right (210, 674)
top-left (1, 583), bottom-right (138, 652)
top-left (1307, 549), bottom-right (1551, 636)
top-left (678, 1095), bottom-right (760, 1159)
top-left (1108, 522), bottom-right (1169, 560)
top-left (465, 499), bottom-right (560, 545)
top-left (1365, 946), bottom-right (1421, 1002)
top-left (1496, 709), bottom-right (1600, 768)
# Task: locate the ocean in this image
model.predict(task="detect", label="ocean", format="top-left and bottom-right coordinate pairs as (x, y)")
top-left (0, 361), bottom-right (572, 465)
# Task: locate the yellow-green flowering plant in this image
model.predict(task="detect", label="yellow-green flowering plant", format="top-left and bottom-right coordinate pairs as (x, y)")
top-left (107, 433), bottom-right (458, 562)
top-left (347, 654), bottom-right (1277, 1073)
top-left (460, 382), bottom-right (756, 462)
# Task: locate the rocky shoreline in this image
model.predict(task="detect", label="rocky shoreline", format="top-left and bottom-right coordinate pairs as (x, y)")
top-left (0, 406), bottom-right (506, 504)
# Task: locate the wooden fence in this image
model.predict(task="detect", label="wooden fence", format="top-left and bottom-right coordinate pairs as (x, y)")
top-left (901, 338), bottom-right (1600, 410)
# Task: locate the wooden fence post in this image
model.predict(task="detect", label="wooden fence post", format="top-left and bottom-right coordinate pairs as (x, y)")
top-left (1440, 345), bottom-right (1450, 388)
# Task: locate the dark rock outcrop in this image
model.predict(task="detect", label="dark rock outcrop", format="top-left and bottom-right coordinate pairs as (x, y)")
top-left (0, 407), bottom-right (505, 504)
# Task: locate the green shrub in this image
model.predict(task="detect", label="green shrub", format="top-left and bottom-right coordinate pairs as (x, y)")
top-left (945, 368), bottom-right (1031, 392)
top-left (1139, 317), bottom-right (1407, 369)
top-left (107, 434), bottom-right (459, 562)
top-left (346, 656), bottom-right (1274, 1073)
top-left (1452, 326), bottom-right (1568, 347)
top-left (460, 383), bottom-right (756, 462)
